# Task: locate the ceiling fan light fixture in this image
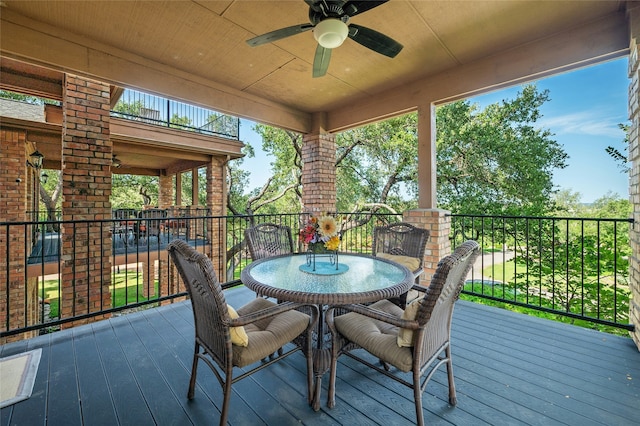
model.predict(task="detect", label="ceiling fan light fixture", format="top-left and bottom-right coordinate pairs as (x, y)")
top-left (314, 18), bottom-right (348, 49)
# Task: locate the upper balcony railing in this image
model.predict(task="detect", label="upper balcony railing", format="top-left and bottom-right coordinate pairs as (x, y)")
top-left (110, 89), bottom-right (240, 140)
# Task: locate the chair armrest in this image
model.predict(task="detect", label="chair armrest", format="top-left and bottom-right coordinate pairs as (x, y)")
top-left (327, 304), bottom-right (421, 331)
top-left (410, 283), bottom-right (428, 293)
top-left (227, 302), bottom-right (318, 327)
top-left (221, 279), bottom-right (243, 290)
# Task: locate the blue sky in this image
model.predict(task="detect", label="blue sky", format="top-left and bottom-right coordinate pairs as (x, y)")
top-left (240, 57), bottom-right (630, 203)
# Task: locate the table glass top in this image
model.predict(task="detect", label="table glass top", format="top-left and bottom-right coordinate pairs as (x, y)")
top-left (246, 254), bottom-right (408, 294)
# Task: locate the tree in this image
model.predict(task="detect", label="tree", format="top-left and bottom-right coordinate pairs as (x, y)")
top-left (605, 123), bottom-right (630, 173)
top-left (511, 193), bottom-right (630, 326)
top-left (39, 170), bottom-right (62, 231)
top-left (111, 175), bottom-right (158, 209)
top-left (235, 84), bottom-right (566, 220)
top-left (335, 114), bottom-right (418, 213)
top-left (436, 85), bottom-right (568, 216)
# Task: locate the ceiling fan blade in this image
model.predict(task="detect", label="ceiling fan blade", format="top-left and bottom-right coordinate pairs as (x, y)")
top-left (313, 45), bottom-right (332, 78)
top-left (343, 0), bottom-right (389, 17)
top-left (348, 24), bottom-right (403, 58)
top-left (246, 24), bottom-right (314, 47)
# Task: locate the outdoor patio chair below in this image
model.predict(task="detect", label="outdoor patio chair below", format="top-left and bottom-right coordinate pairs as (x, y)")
top-left (167, 240), bottom-right (318, 426)
top-left (326, 240), bottom-right (480, 426)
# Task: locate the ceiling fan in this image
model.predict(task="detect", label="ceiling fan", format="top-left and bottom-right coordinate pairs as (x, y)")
top-left (246, 0), bottom-right (403, 78)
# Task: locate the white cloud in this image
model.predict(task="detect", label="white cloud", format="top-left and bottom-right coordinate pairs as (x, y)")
top-left (537, 110), bottom-right (626, 138)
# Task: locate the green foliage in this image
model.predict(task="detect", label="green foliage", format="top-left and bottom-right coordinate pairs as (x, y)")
top-left (232, 84), bottom-right (565, 219)
top-left (436, 85), bottom-right (567, 216)
top-left (113, 99), bottom-right (145, 115)
top-left (0, 90), bottom-right (58, 104)
top-left (468, 193), bottom-right (632, 333)
top-left (606, 123), bottom-right (630, 173)
top-left (111, 175), bottom-right (158, 209)
top-left (336, 114), bottom-right (418, 212)
top-left (41, 270), bottom-right (160, 318)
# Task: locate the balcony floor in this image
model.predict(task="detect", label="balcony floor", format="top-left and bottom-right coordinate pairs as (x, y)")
top-left (1, 287), bottom-right (639, 425)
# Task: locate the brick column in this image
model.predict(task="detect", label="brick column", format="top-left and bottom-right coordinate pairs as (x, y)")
top-left (403, 209), bottom-right (451, 285)
top-left (206, 156), bottom-right (226, 278)
top-left (60, 74), bottom-right (112, 326)
top-left (0, 129), bottom-right (37, 342)
top-left (628, 4), bottom-right (640, 350)
top-left (158, 174), bottom-right (173, 208)
top-left (301, 132), bottom-right (336, 213)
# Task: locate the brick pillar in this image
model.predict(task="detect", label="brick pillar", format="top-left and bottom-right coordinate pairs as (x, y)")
top-left (158, 174), bottom-right (173, 208)
top-left (628, 4), bottom-right (640, 350)
top-left (403, 209), bottom-right (451, 285)
top-left (206, 156), bottom-right (225, 278)
top-left (301, 132), bottom-right (336, 214)
top-left (0, 129), bottom-right (37, 342)
top-left (60, 74), bottom-right (112, 327)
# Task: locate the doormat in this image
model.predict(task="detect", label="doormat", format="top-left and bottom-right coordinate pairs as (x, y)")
top-left (0, 348), bottom-right (41, 408)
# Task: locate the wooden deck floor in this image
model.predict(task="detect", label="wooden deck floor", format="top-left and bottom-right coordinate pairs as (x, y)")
top-left (1, 287), bottom-right (639, 425)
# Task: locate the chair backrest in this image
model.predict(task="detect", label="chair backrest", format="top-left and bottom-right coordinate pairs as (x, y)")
top-left (167, 240), bottom-right (231, 366)
top-left (140, 208), bottom-right (167, 236)
top-left (113, 208), bottom-right (137, 220)
top-left (245, 223), bottom-right (294, 260)
top-left (372, 222), bottom-right (430, 269)
top-left (414, 240), bottom-right (480, 354)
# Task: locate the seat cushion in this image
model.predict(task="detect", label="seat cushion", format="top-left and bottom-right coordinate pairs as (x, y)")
top-left (376, 252), bottom-right (420, 272)
top-left (226, 305), bottom-right (249, 347)
top-left (397, 299), bottom-right (421, 348)
top-left (233, 297), bottom-right (309, 367)
top-left (334, 300), bottom-right (413, 372)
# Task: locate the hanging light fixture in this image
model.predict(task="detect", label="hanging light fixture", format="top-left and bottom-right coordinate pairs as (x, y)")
top-left (313, 18), bottom-right (349, 49)
top-left (41, 172), bottom-right (49, 184)
top-left (27, 150), bottom-right (44, 169)
top-left (112, 155), bottom-right (122, 169)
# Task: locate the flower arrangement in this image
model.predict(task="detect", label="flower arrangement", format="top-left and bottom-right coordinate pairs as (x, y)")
top-left (300, 214), bottom-right (341, 252)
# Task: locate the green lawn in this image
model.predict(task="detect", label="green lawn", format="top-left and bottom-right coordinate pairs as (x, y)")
top-left (463, 258), bottom-right (628, 337)
top-left (41, 270), bottom-right (160, 319)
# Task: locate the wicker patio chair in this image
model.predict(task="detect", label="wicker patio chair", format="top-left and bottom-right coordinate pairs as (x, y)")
top-left (245, 222), bottom-right (295, 260)
top-left (167, 240), bottom-right (317, 426)
top-left (326, 240), bottom-right (480, 426)
top-left (372, 222), bottom-right (430, 307)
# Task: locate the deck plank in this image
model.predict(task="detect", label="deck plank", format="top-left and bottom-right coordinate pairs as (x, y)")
top-left (1, 287), bottom-right (639, 425)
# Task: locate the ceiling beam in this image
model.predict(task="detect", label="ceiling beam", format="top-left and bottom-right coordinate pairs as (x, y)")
top-left (110, 118), bottom-right (244, 158)
top-left (0, 8), bottom-right (312, 133)
top-left (326, 10), bottom-right (630, 132)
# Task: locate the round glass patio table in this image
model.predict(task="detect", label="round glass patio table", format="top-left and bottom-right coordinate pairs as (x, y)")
top-left (240, 252), bottom-right (414, 305)
top-left (241, 252), bottom-right (414, 411)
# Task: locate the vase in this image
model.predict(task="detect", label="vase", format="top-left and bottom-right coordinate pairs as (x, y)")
top-left (308, 242), bottom-right (330, 253)
top-left (306, 243), bottom-right (338, 271)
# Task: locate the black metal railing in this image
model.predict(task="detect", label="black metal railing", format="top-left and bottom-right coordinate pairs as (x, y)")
top-left (111, 89), bottom-right (240, 140)
top-left (450, 213), bottom-right (634, 331)
top-left (3, 211), bottom-right (633, 338)
top-left (1, 211), bottom-right (401, 337)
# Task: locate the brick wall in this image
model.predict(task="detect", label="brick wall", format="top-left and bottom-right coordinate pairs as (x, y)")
top-left (301, 132), bottom-right (336, 213)
top-left (403, 209), bottom-right (452, 285)
top-left (206, 156), bottom-right (225, 277)
top-left (0, 129), bottom-right (37, 343)
top-left (60, 74), bottom-right (112, 326)
top-left (158, 174), bottom-right (173, 208)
